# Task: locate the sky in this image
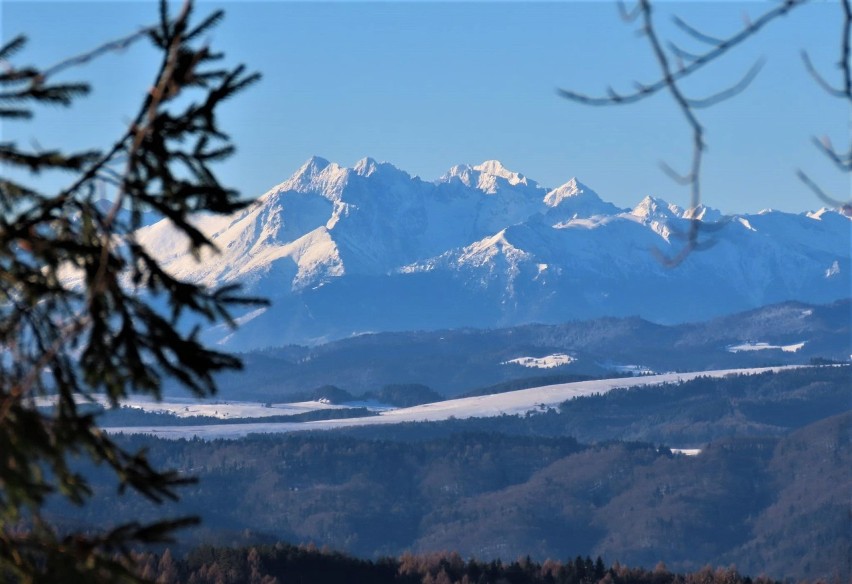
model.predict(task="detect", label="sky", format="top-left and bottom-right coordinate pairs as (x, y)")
top-left (2, 1), bottom-right (848, 214)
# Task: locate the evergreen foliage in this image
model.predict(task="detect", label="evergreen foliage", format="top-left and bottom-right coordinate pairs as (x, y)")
top-left (0, 1), bottom-right (260, 580)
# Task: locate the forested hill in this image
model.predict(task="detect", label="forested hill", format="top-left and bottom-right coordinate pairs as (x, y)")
top-left (61, 412), bottom-right (850, 581)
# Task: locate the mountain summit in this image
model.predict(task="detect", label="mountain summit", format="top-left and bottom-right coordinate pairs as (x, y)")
top-left (134, 157), bottom-right (851, 349)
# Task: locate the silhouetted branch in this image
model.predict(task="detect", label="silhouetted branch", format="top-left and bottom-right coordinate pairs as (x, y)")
top-left (558, 0), bottom-right (823, 264)
top-left (842, 0), bottom-right (851, 98)
top-left (41, 28), bottom-right (153, 80)
top-left (686, 59), bottom-right (765, 109)
top-left (672, 15), bottom-right (725, 47)
top-left (797, 0), bottom-right (852, 208)
top-left (797, 169), bottom-right (849, 209)
top-left (558, 0), bottom-right (805, 107)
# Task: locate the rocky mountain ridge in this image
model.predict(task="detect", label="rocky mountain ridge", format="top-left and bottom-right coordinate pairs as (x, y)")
top-left (133, 157), bottom-right (851, 349)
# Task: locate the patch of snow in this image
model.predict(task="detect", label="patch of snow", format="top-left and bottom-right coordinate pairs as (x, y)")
top-left (503, 353), bottom-right (574, 369)
top-left (234, 307), bottom-right (268, 326)
top-left (825, 260), bottom-right (840, 278)
top-left (36, 394), bottom-right (357, 419)
top-left (727, 341), bottom-right (806, 353)
top-left (736, 217), bottom-right (756, 231)
top-left (806, 208), bottom-right (831, 220)
top-left (340, 400), bottom-right (397, 412)
top-left (608, 364), bottom-right (655, 375)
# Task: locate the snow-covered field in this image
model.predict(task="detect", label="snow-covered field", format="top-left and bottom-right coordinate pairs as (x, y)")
top-left (35, 394), bottom-right (389, 419)
top-left (113, 399), bottom-right (351, 419)
top-left (670, 448), bottom-right (702, 456)
top-left (727, 341), bottom-right (806, 353)
top-left (607, 364), bottom-right (655, 375)
top-left (502, 353), bottom-right (574, 369)
top-left (35, 395), bottom-right (356, 420)
top-left (104, 365), bottom-right (803, 440)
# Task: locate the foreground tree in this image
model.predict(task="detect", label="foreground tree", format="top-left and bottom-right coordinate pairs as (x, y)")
top-left (0, 1), bottom-right (261, 580)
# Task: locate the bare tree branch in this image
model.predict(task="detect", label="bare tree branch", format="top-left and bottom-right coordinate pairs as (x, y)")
top-left (797, 169), bottom-right (850, 209)
top-left (686, 59), bottom-right (765, 109)
top-left (557, 0), bottom-right (806, 106)
top-left (557, 0), bottom-right (836, 264)
top-left (797, 0), bottom-right (852, 209)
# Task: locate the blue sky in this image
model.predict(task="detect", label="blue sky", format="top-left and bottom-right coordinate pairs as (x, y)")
top-left (2, 1), bottom-right (847, 213)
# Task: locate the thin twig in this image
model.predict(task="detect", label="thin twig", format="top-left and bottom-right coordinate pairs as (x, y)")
top-left (41, 27), bottom-right (153, 81)
top-left (558, 0), bottom-right (807, 106)
top-left (686, 59), bottom-right (765, 109)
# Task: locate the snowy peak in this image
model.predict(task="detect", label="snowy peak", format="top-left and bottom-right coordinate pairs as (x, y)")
top-left (130, 156), bottom-right (850, 351)
top-left (292, 155), bottom-right (333, 184)
top-left (472, 160), bottom-right (532, 187)
top-left (544, 178), bottom-right (584, 207)
top-left (352, 156), bottom-right (409, 180)
top-left (440, 160), bottom-right (539, 195)
top-left (353, 156), bottom-right (380, 176)
top-left (544, 177), bottom-right (595, 207)
top-left (543, 178), bottom-right (624, 218)
top-left (631, 196), bottom-right (682, 220)
top-left (683, 204), bottom-right (723, 222)
top-left (265, 156), bottom-right (348, 199)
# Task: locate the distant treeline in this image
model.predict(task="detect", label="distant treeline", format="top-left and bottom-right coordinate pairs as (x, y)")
top-left (136, 543), bottom-right (797, 584)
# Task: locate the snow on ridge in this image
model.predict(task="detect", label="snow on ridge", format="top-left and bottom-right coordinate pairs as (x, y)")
top-left (502, 353), bottom-right (574, 369)
top-left (825, 260), bottom-right (841, 278)
top-left (105, 365), bottom-right (806, 440)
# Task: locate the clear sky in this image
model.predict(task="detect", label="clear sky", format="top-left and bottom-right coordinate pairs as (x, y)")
top-left (2, 1), bottom-right (848, 213)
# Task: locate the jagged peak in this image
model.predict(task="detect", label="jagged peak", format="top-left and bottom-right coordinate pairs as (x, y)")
top-left (259, 156), bottom-right (345, 201)
top-left (631, 195), bottom-right (679, 219)
top-left (544, 177), bottom-right (596, 207)
top-left (439, 160), bottom-right (535, 192)
top-left (683, 204), bottom-right (722, 222)
top-left (473, 160), bottom-right (521, 180)
top-left (285, 155), bottom-right (338, 186)
top-left (299, 155), bottom-right (331, 174)
top-left (351, 156), bottom-right (408, 180)
top-left (353, 156), bottom-right (380, 176)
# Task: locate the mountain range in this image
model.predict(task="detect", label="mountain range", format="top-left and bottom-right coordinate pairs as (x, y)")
top-left (135, 157), bottom-right (851, 350)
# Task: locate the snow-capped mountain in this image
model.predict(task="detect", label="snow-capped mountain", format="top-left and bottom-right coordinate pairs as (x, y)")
top-left (135, 157), bottom-right (851, 350)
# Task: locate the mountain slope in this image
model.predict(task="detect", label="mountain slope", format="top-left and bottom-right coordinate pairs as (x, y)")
top-left (134, 157), bottom-right (851, 350)
top-left (191, 299), bottom-right (850, 401)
